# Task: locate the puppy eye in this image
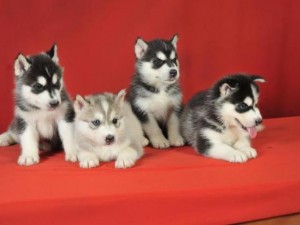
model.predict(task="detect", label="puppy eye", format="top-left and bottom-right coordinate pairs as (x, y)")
top-left (112, 118), bottom-right (118, 125)
top-left (32, 83), bottom-right (44, 92)
top-left (91, 119), bottom-right (101, 127)
top-left (153, 58), bottom-right (164, 67)
top-left (236, 102), bottom-right (249, 112)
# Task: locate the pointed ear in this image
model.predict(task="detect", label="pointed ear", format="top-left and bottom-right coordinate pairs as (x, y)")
top-left (14, 53), bottom-right (31, 77)
top-left (115, 89), bottom-right (126, 108)
top-left (170, 34), bottom-right (178, 49)
top-left (135, 38), bottom-right (148, 59)
top-left (250, 75), bottom-right (266, 83)
top-left (74, 95), bottom-right (87, 113)
top-left (220, 83), bottom-right (234, 97)
top-left (47, 43), bottom-right (59, 64)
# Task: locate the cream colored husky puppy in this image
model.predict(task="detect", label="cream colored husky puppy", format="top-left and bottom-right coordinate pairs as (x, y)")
top-left (74, 90), bottom-right (145, 169)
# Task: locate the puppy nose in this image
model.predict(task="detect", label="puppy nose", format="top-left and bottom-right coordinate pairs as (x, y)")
top-left (49, 100), bottom-right (59, 108)
top-left (255, 118), bottom-right (263, 126)
top-left (105, 135), bottom-right (115, 144)
top-left (169, 69), bottom-right (177, 79)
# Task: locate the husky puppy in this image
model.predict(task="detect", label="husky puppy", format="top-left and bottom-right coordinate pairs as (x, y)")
top-left (181, 74), bottom-right (265, 163)
top-left (73, 90), bottom-right (144, 169)
top-left (0, 44), bottom-right (77, 165)
top-left (128, 35), bottom-right (184, 149)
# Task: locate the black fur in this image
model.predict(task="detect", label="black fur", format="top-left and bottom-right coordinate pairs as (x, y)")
top-left (9, 117), bottom-right (26, 135)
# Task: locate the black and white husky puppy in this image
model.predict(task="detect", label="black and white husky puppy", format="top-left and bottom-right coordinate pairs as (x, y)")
top-left (128, 35), bottom-right (184, 149)
top-left (0, 44), bottom-right (77, 165)
top-left (181, 74), bottom-right (265, 163)
top-left (73, 90), bottom-right (144, 169)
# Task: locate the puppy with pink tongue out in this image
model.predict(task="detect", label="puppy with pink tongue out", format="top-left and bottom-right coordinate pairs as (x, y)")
top-left (180, 74), bottom-right (265, 163)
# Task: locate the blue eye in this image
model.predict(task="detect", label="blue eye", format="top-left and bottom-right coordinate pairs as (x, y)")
top-left (92, 119), bottom-right (100, 127)
top-left (236, 102), bottom-right (249, 112)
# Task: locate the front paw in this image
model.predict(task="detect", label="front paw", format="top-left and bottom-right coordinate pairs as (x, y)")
top-left (169, 134), bottom-right (185, 147)
top-left (142, 137), bottom-right (149, 147)
top-left (79, 157), bottom-right (99, 169)
top-left (239, 147), bottom-right (257, 159)
top-left (115, 158), bottom-right (135, 169)
top-left (65, 153), bottom-right (78, 162)
top-left (18, 154), bottom-right (40, 166)
top-left (150, 136), bottom-right (170, 149)
top-left (228, 151), bottom-right (248, 163)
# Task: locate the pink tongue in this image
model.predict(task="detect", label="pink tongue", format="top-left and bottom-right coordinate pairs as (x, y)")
top-left (247, 127), bottom-right (257, 139)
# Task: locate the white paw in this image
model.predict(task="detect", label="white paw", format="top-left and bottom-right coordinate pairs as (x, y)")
top-left (239, 147), bottom-right (257, 159)
top-left (115, 158), bottom-right (135, 169)
top-left (79, 157), bottom-right (99, 169)
top-left (151, 136), bottom-right (170, 149)
top-left (65, 153), bottom-right (78, 162)
top-left (228, 151), bottom-right (248, 163)
top-left (18, 154), bottom-right (40, 166)
top-left (142, 137), bottom-right (149, 147)
top-left (0, 133), bottom-right (13, 146)
top-left (169, 134), bottom-right (185, 147)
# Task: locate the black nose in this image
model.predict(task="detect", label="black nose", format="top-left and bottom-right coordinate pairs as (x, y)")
top-left (169, 69), bottom-right (177, 79)
top-left (255, 119), bottom-right (263, 126)
top-left (49, 100), bottom-right (59, 108)
top-left (105, 135), bottom-right (115, 144)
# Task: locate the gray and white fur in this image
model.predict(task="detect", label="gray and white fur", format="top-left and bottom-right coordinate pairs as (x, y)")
top-left (181, 74), bottom-right (265, 163)
top-left (0, 44), bottom-right (77, 165)
top-left (128, 35), bottom-right (184, 149)
top-left (74, 90), bottom-right (144, 169)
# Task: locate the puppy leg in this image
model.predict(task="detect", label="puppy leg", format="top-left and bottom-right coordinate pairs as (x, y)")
top-left (205, 143), bottom-right (248, 163)
top-left (115, 146), bottom-right (139, 169)
top-left (167, 112), bottom-right (184, 147)
top-left (58, 120), bottom-right (77, 162)
top-left (143, 114), bottom-right (169, 149)
top-left (0, 132), bottom-right (17, 146)
top-left (78, 151), bottom-right (99, 168)
top-left (18, 126), bottom-right (39, 166)
top-left (234, 137), bottom-right (257, 159)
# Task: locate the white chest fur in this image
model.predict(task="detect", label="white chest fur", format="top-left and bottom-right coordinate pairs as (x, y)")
top-left (221, 126), bottom-right (246, 146)
top-left (16, 107), bottom-right (65, 139)
top-left (136, 90), bottom-right (180, 121)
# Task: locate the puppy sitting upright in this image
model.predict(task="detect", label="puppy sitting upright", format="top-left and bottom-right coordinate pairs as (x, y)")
top-left (181, 74), bottom-right (265, 163)
top-left (74, 90), bottom-right (144, 169)
top-left (128, 35), bottom-right (184, 149)
top-left (0, 44), bottom-right (77, 165)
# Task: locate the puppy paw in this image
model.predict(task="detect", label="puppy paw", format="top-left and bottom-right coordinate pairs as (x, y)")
top-left (18, 154), bottom-right (40, 166)
top-left (115, 158), bottom-right (135, 169)
top-left (169, 134), bottom-right (185, 147)
top-left (151, 136), bottom-right (170, 149)
top-left (142, 137), bottom-right (149, 147)
top-left (0, 133), bottom-right (14, 146)
top-left (65, 153), bottom-right (78, 162)
top-left (228, 151), bottom-right (248, 163)
top-left (79, 156), bottom-right (99, 169)
top-left (239, 147), bottom-right (257, 159)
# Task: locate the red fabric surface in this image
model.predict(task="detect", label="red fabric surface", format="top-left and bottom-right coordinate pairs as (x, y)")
top-left (0, 0), bottom-right (300, 132)
top-left (0, 116), bottom-right (300, 225)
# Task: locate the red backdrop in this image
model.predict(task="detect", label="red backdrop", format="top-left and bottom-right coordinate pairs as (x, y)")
top-left (1, 0), bottom-right (300, 132)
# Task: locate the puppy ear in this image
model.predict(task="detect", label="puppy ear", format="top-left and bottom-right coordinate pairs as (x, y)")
top-left (135, 38), bottom-right (148, 59)
top-left (220, 83), bottom-right (234, 97)
top-left (250, 75), bottom-right (266, 83)
top-left (14, 53), bottom-right (31, 77)
top-left (170, 34), bottom-right (178, 49)
top-left (46, 43), bottom-right (59, 64)
top-left (115, 89), bottom-right (126, 108)
top-left (74, 95), bottom-right (87, 113)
